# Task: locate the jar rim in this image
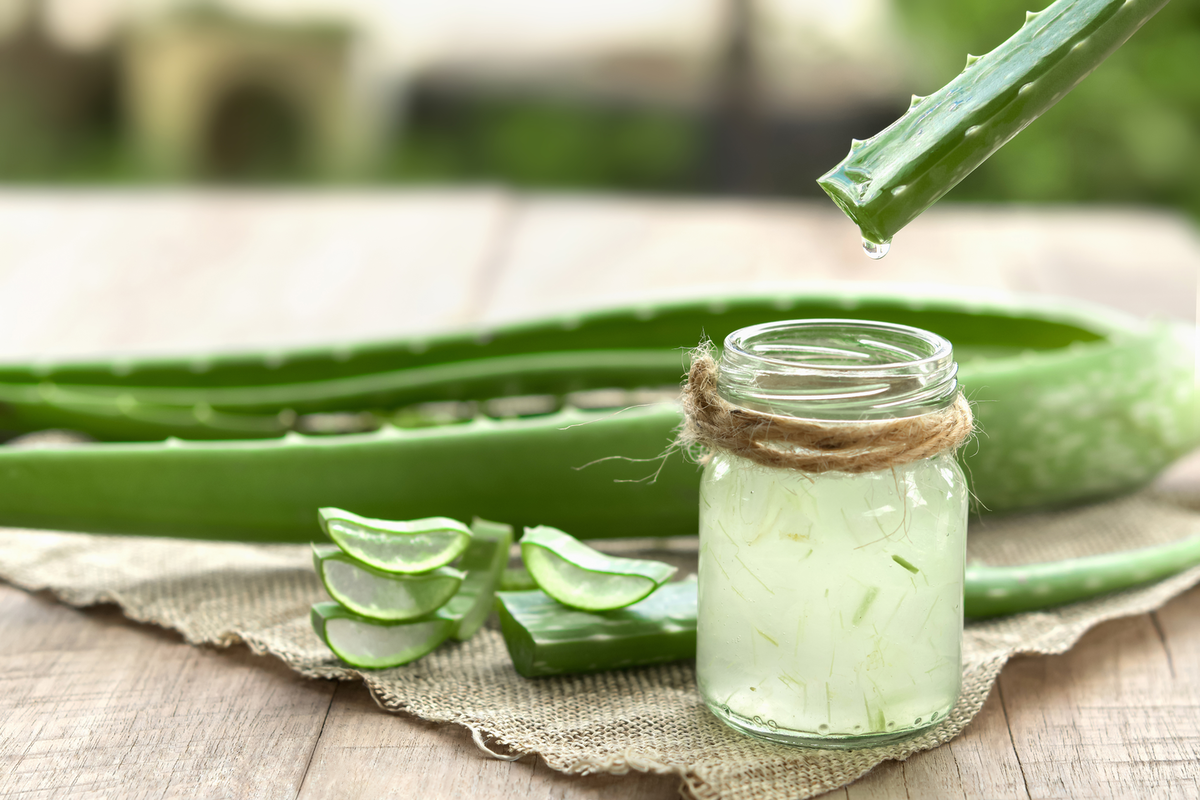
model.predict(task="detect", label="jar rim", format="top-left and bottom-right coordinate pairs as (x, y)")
top-left (718, 318), bottom-right (959, 420)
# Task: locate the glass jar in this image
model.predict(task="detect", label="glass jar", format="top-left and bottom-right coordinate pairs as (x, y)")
top-left (696, 319), bottom-right (968, 748)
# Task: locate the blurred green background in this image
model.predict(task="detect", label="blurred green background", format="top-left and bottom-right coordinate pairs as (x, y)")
top-left (0, 0), bottom-right (1195, 220)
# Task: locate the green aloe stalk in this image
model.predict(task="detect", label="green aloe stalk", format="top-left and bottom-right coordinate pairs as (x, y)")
top-left (496, 580), bottom-right (699, 678)
top-left (818, 0), bottom-right (1170, 248)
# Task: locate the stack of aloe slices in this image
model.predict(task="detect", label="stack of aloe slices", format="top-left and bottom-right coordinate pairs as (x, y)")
top-left (497, 526), bottom-right (697, 678)
top-left (310, 509), bottom-right (512, 669)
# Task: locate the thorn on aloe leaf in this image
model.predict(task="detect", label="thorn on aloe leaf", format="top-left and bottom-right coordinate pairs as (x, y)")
top-left (964, 53), bottom-right (981, 69)
top-left (1025, 9), bottom-right (1040, 22)
top-left (908, 94), bottom-right (924, 111)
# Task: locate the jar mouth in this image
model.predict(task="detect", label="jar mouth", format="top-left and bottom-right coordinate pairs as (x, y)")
top-left (718, 319), bottom-right (958, 420)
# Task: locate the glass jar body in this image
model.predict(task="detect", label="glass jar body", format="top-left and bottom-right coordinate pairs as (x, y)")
top-left (697, 450), bottom-right (968, 747)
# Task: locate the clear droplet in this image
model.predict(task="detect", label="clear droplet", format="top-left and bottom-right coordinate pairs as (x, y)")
top-left (766, 719), bottom-right (778, 731)
top-left (862, 239), bottom-right (891, 260)
top-left (817, 724), bottom-right (830, 734)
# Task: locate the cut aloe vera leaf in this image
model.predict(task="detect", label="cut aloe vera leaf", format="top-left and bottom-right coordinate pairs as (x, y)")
top-left (964, 534), bottom-right (1200, 619)
top-left (311, 601), bottom-right (457, 669)
top-left (312, 544), bottom-right (463, 621)
top-left (818, 0), bottom-right (1169, 246)
top-left (442, 518), bottom-right (514, 640)
top-left (497, 580), bottom-right (698, 678)
top-left (520, 525), bottom-right (677, 611)
top-left (319, 508), bottom-right (471, 573)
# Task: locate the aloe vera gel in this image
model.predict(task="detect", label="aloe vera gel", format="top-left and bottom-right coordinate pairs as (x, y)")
top-left (697, 320), bottom-right (968, 747)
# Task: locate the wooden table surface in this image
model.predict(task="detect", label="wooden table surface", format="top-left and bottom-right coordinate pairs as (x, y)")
top-left (0, 190), bottom-right (1197, 799)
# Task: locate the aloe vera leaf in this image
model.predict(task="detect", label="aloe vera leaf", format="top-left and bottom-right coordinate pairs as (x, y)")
top-left (319, 508), bottom-right (472, 574)
top-left (0, 291), bottom-right (1110, 396)
top-left (964, 535), bottom-right (1200, 619)
top-left (311, 601), bottom-right (457, 669)
top-left (0, 385), bottom-right (292, 441)
top-left (0, 350), bottom-right (685, 416)
top-left (0, 294), bottom-right (1192, 535)
top-left (496, 580), bottom-right (698, 677)
top-left (520, 525), bottom-right (677, 611)
top-left (818, 0), bottom-right (1170, 246)
top-left (312, 544), bottom-right (464, 621)
top-left (0, 291), bottom-right (1147, 441)
top-left (0, 404), bottom-right (696, 542)
top-left (442, 518), bottom-right (513, 640)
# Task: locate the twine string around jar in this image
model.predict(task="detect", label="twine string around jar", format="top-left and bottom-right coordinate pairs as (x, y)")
top-left (680, 345), bottom-right (974, 474)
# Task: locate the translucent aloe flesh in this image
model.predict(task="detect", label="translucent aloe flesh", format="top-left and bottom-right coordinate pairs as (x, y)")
top-left (497, 580), bottom-right (699, 678)
top-left (319, 508), bottom-right (472, 574)
top-left (312, 544), bottom-right (464, 621)
top-left (818, 0), bottom-right (1170, 246)
top-left (311, 601), bottom-right (458, 669)
top-left (497, 537), bottom-right (1200, 676)
top-left (520, 525), bottom-right (677, 611)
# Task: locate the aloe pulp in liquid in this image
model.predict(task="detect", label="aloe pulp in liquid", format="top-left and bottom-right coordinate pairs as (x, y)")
top-left (697, 451), bottom-right (968, 746)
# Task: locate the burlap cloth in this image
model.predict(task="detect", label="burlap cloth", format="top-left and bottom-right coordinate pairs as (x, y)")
top-left (3, 489), bottom-right (1200, 799)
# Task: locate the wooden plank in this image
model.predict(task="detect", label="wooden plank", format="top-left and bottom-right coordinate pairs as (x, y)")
top-left (0, 190), bottom-right (511, 360)
top-left (477, 198), bottom-right (1200, 324)
top-left (0, 583), bottom-right (335, 800)
top-left (997, 591), bottom-right (1200, 799)
top-left (295, 682), bottom-right (681, 800)
top-left (816, 683), bottom-right (1029, 800)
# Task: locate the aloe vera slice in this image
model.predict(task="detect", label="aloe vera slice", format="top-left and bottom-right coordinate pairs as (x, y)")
top-left (311, 601), bottom-right (457, 669)
top-left (818, 0), bottom-right (1169, 247)
top-left (311, 520), bottom-right (513, 667)
top-left (319, 508), bottom-right (471, 573)
top-left (497, 580), bottom-right (698, 677)
top-left (312, 544), bottom-right (464, 621)
top-left (519, 525), bottom-right (677, 611)
top-left (443, 518), bottom-right (514, 640)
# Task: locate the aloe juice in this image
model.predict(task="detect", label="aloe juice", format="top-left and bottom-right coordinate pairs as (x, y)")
top-left (697, 450), bottom-right (968, 746)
